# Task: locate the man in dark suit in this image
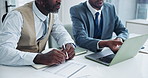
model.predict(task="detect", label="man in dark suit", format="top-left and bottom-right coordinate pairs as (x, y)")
top-left (70, 0), bottom-right (128, 53)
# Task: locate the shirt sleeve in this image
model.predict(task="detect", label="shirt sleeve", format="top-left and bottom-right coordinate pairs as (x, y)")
top-left (0, 11), bottom-right (38, 66)
top-left (51, 14), bottom-right (75, 47)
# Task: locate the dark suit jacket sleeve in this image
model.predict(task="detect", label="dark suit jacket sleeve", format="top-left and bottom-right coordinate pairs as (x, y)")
top-left (70, 6), bottom-right (99, 52)
top-left (112, 5), bottom-right (129, 41)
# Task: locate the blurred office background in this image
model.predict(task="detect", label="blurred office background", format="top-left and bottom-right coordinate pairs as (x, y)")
top-left (0, 0), bottom-right (148, 48)
top-left (0, 0), bottom-right (148, 27)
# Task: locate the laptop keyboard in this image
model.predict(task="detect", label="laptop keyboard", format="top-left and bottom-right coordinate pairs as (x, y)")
top-left (98, 54), bottom-right (115, 63)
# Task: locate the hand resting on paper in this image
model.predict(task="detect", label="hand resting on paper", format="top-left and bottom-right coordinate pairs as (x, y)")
top-left (33, 49), bottom-right (66, 66)
top-left (33, 43), bottom-right (75, 66)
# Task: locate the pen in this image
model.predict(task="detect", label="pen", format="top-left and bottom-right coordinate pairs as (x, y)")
top-left (63, 44), bottom-right (69, 59)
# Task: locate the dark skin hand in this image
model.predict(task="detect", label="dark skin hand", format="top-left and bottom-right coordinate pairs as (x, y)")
top-left (33, 49), bottom-right (66, 65)
top-left (99, 38), bottom-right (123, 53)
top-left (62, 43), bottom-right (75, 60)
top-left (33, 43), bottom-right (75, 66)
top-left (114, 38), bottom-right (123, 42)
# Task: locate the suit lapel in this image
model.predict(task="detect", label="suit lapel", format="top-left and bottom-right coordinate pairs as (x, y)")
top-left (101, 5), bottom-right (108, 38)
top-left (83, 2), bottom-right (95, 37)
top-left (87, 11), bottom-right (94, 37)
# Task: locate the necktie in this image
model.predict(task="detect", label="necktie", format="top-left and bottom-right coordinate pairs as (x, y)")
top-left (43, 19), bottom-right (47, 37)
top-left (38, 19), bottom-right (47, 40)
top-left (94, 12), bottom-right (102, 39)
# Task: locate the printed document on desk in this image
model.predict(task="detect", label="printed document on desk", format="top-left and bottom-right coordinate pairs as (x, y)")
top-left (42, 61), bottom-right (86, 78)
top-left (32, 48), bottom-right (86, 78)
top-left (32, 47), bottom-right (88, 69)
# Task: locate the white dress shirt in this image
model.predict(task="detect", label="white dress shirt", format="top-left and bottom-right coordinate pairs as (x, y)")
top-left (0, 2), bottom-right (74, 66)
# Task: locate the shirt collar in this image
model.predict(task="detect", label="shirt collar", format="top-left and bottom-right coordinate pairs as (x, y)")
top-left (87, 1), bottom-right (103, 17)
top-left (33, 2), bottom-right (47, 21)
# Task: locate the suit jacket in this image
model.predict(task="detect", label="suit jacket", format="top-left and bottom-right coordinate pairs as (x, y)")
top-left (70, 2), bottom-right (128, 52)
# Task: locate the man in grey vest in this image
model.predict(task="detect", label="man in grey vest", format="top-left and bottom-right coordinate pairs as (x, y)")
top-left (0, 0), bottom-right (75, 66)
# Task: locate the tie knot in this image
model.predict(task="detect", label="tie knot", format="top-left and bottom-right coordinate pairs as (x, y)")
top-left (95, 12), bottom-right (99, 17)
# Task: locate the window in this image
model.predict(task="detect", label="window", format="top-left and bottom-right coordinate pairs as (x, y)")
top-left (7, 0), bottom-right (33, 11)
top-left (136, 0), bottom-right (148, 20)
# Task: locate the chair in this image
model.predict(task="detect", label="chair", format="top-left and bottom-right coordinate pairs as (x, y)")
top-left (48, 24), bottom-right (74, 48)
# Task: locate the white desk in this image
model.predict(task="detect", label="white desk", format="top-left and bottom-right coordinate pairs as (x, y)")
top-left (73, 52), bottom-right (148, 78)
top-left (0, 51), bottom-right (148, 78)
top-left (126, 19), bottom-right (148, 35)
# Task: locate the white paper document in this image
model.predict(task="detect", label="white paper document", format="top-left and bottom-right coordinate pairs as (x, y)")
top-left (139, 39), bottom-right (148, 54)
top-left (32, 48), bottom-right (88, 69)
top-left (43, 61), bottom-right (86, 78)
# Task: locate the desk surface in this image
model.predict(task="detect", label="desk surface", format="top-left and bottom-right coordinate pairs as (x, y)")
top-left (0, 51), bottom-right (148, 78)
top-left (126, 19), bottom-right (148, 25)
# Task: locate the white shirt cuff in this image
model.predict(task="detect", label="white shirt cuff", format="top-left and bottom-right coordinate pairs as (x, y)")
top-left (97, 40), bottom-right (103, 50)
top-left (21, 52), bottom-right (38, 65)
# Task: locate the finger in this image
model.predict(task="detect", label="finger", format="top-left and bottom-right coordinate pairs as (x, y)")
top-left (49, 60), bottom-right (62, 66)
top-left (69, 52), bottom-right (75, 60)
top-left (43, 50), bottom-right (65, 66)
top-left (54, 58), bottom-right (65, 65)
top-left (48, 59), bottom-right (62, 66)
top-left (69, 49), bottom-right (75, 57)
top-left (51, 50), bottom-right (66, 62)
top-left (55, 51), bottom-right (66, 60)
top-left (67, 52), bottom-right (75, 60)
top-left (61, 45), bottom-right (66, 51)
top-left (61, 45), bottom-right (69, 59)
top-left (114, 41), bottom-right (123, 45)
top-left (112, 46), bottom-right (120, 53)
top-left (62, 44), bottom-right (71, 51)
top-left (53, 49), bottom-right (66, 57)
top-left (66, 48), bottom-right (75, 60)
top-left (63, 44), bottom-right (72, 59)
top-left (65, 44), bottom-right (71, 52)
top-left (52, 54), bottom-right (66, 65)
top-left (65, 44), bottom-right (74, 53)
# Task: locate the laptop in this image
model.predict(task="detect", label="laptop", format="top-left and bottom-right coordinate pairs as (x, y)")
top-left (85, 34), bottom-right (148, 66)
